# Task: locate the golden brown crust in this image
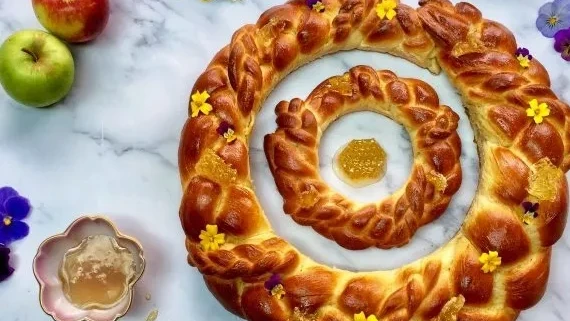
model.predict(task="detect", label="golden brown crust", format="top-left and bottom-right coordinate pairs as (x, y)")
top-left (178, 0), bottom-right (570, 320)
top-left (264, 66), bottom-right (462, 249)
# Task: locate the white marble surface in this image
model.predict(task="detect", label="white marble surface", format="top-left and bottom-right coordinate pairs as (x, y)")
top-left (0, 0), bottom-right (568, 320)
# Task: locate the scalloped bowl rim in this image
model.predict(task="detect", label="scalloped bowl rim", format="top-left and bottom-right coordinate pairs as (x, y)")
top-left (32, 215), bottom-right (146, 321)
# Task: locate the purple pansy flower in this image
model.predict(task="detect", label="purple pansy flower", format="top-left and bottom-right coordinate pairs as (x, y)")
top-left (522, 201), bottom-right (539, 216)
top-left (515, 48), bottom-right (533, 60)
top-left (536, 0), bottom-right (570, 38)
top-left (306, 0), bottom-right (320, 7)
top-left (515, 47), bottom-right (534, 67)
top-left (554, 28), bottom-right (570, 61)
top-left (0, 187), bottom-right (31, 245)
top-left (216, 121), bottom-right (233, 136)
top-left (264, 273), bottom-right (282, 291)
top-left (0, 244), bottom-right (14, 282)
top-left (522, 201), bottom-right (539, 225)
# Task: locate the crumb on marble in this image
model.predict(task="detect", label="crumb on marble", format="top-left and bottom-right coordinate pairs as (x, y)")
top-left (146, 309), bottom-right (158, 321)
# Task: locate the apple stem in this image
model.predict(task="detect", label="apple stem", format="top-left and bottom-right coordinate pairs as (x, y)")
top-left (21, 48), bottom-right (39, 62)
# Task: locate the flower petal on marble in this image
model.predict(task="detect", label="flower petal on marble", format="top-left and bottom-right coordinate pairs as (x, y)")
top-left (1, 221), bottom-right (29, 243)
top-left (4, 196), bottom-right (31, 220)
top-left (0, 187), bottom-right (18, 212)
top-left (0, 244), bottom-right (14, 283)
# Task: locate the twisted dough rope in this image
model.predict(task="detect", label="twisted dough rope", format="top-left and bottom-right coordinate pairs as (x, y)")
top-left (264, 66), bottom-right (463, 250)
top-left (178, 0), bottom-right (570, 320)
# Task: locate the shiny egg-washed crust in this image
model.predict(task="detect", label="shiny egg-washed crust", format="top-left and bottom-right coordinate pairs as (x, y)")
top-left (178, 0), bottom-right (570, 320)
top-left (264, 66), bottom-right (463, 250)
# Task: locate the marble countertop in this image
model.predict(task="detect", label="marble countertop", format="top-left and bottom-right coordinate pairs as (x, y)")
top-left (0, 0), bottom-right (569, 320)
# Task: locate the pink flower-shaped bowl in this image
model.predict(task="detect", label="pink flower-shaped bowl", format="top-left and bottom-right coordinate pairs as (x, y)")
top-left (32, 216), bottom-right (146, 321)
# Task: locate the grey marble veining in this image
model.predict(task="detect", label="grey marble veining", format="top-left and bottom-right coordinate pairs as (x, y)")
top-left (0, 0), bottom-right (568, 320)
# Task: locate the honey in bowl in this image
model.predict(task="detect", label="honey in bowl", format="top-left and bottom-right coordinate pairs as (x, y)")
top-left (333, 138), bottom-right (387, 187)
top-left (59, 234), bottom-right (137, 310)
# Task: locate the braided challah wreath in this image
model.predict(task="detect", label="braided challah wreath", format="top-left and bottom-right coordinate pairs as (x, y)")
top-left (178, 0), bottom-right (570, 320)
top-left (264, 66), bottom-right (463, 250)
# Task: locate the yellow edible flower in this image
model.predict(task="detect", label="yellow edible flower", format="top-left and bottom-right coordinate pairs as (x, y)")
top-left (522, 212), bottom-right (536, 225)
top-left (354, 312), bottom-right (379, 321)
top-left (526, 99), bottom-right (550, 124)
top-left (224, 128), bottom-right (237, 143)
top-left (376, 0), bottom-right (397, 20)
top-left (199, 224), bottom-right (225, 251)
top-left (517, 55), bottom-right (531, 68)
top-left (270, 284), bottom-right (286, 299)
top-left (521, 201), bottom-right (539, 225)
top-left (191, 90), bottom-right (213, 118)
top-left (479, 251), bottom-right (501, 273)
top-left (312, 1), bottom-right (325, 12)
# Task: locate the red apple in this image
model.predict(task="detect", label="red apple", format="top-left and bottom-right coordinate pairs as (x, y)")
top-left (32, 0), bottom-right (110, 43)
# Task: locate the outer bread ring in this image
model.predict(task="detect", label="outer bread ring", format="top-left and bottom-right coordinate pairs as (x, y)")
top-left (264, 66), bottom-right (463, 251)
top-left (178, 0), bottom-right (570, 320)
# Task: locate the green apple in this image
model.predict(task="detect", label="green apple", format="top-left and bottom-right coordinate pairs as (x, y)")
top-left (0, 29), bottom-right (75, 108)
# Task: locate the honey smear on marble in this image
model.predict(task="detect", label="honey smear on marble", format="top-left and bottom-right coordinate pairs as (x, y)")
top-left (333, 138), bottom-right (387, 187)
top-left (59, 234), bottom-right (137, 309)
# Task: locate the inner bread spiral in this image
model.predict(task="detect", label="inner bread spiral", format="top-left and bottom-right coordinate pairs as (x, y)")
top-left (264, 66), bottom-right (462, 250)
top-left (178, 0), bottom-right (570, 320)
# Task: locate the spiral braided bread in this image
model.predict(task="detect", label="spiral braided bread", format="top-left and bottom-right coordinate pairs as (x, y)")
top-left (178, 0), bottom-right (570, 320)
